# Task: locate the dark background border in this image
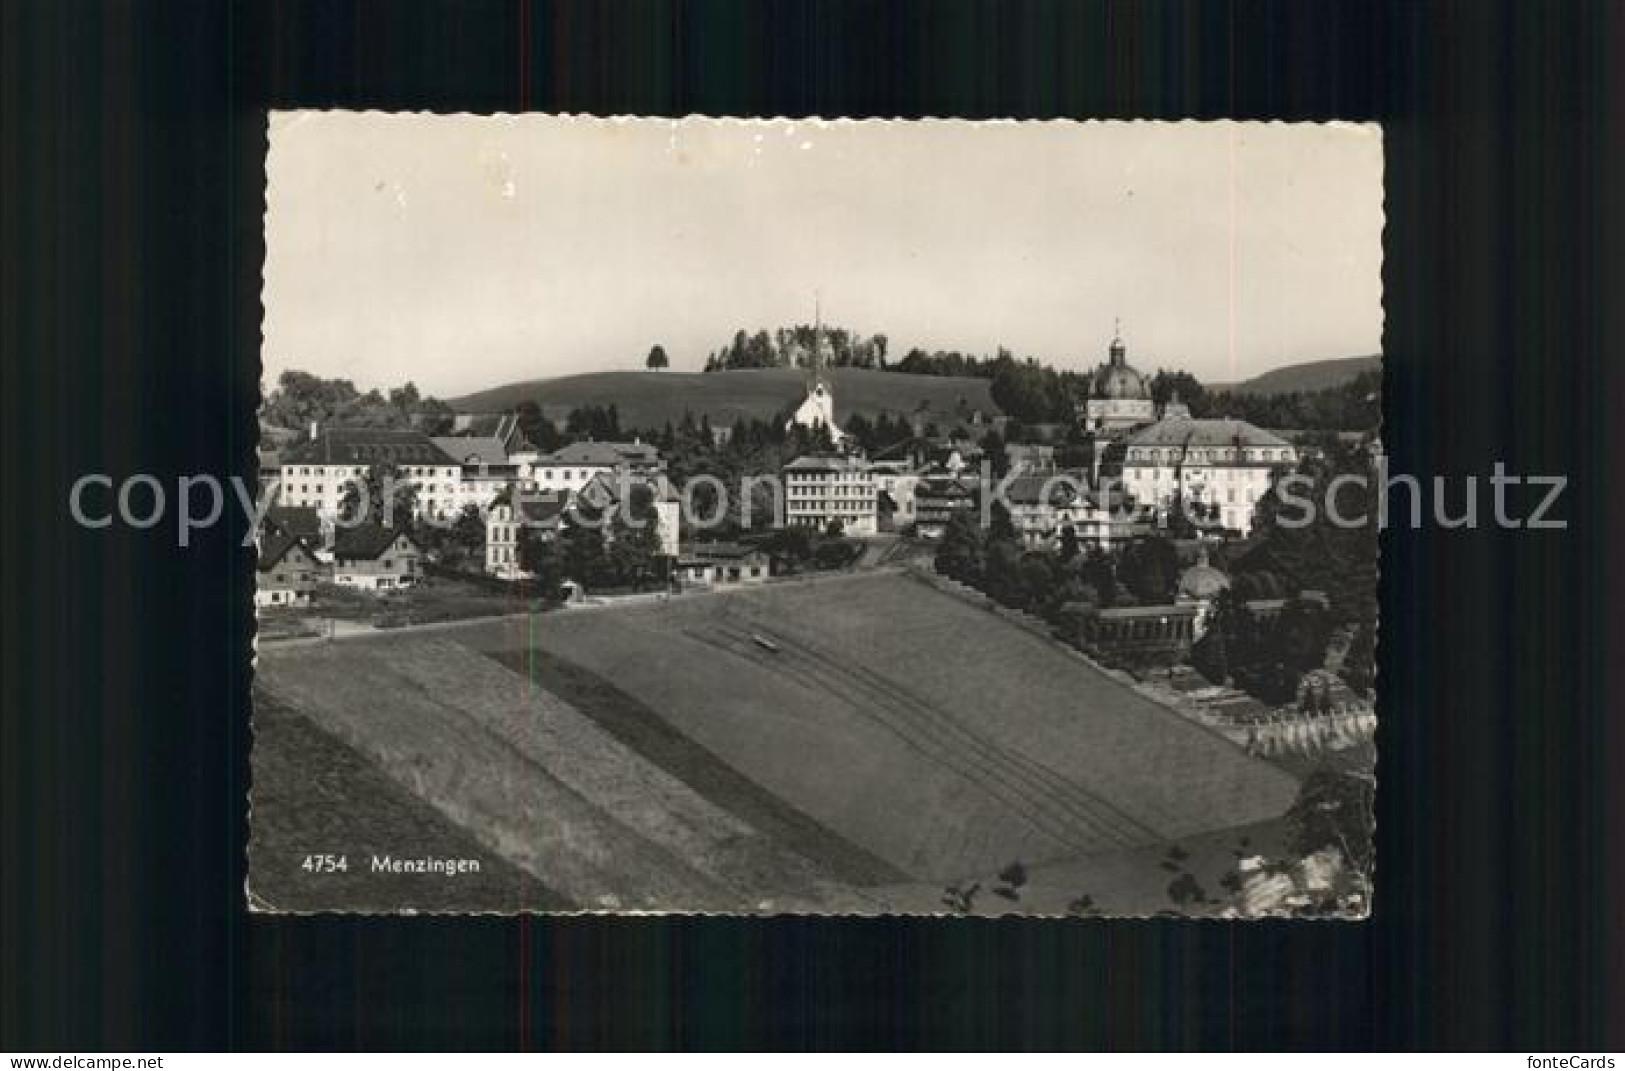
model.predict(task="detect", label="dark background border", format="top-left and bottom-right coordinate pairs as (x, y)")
top-left (3, 0), bottom-right (1621, 1050)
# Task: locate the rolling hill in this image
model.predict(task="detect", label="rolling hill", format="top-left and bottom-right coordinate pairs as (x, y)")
top-left (448, 367), bottom-right (1002, 430)
top-left (1213, 355), bottom-right (1381, 396)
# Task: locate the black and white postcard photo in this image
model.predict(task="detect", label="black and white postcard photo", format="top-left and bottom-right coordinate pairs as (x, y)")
top-left (248, 114), bottom-right (1382, 918)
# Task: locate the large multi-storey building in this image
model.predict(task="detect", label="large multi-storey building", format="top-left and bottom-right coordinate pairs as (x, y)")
top-left (431, 435), bottom-right (521, 517)
top-left (521, 440), bottom-right (664, 495)
top-left (783, 455), bottom-right (876, 535)
top-left (1118, 417), bottom-right (1298, 535)
top-left (276, 427), bottom-right (462, 522)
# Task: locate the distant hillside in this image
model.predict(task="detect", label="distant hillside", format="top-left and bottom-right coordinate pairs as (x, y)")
top-left (1213, 355), bottom-right (1381, 395)
top-left (448, 367), bottom-right (1003, 430)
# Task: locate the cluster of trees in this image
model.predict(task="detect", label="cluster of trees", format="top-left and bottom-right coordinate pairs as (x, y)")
top-left (1192, 436), bottom-right (1379, 699)
top-left (517, 483), bottom-right (666, 597)
top-left (891, 347), bottom-right (1379, 432)
top-left (758, 526), bottom-right (861, 573)
top-left (562, 404), bottom-right (624, 440)
top-left (1150, 367), bottom-right (1382, 433)
top-left (513, 401), bottom-right (633, 453)
top-left (333, 462), bottom-right (486, 561)
top-left (934, 506), bottom-right (1184, 621)
top-left (1191, 592), bottom-right (1335, 704)
top-left (700, 325), bottom-right (892, 372)
top-left (839, 411), bottom-right (920, 457)
top-left (890, 347), bottom-right (1085, 424)
top-left (1238, 438), bottom-right (1380, 632)
top-left (262, 370), bottom-right (455, 434)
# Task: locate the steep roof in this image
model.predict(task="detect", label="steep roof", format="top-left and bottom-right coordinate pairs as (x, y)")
top-left (332, 524), bottom-right (419, 561)
top-left (537, 440), bottom-right (660, 467)
top-left (1125, 418), bottom-right (1292, 450)
top-left (1000, 473), bottom-right (1089, 506)
top-left (915, 476), bottom-right (978, 500)
top-left (264, 505), bottom-right (323, 542)
top-left (281, 428), bottom-right (460, 467)
top-left (512, 493), bottom-right (568, 528)
top-left (451, 412), bottom-right (522, 444)
top-left (430, 436), bottom-right (509, 466)
top-left (256, 529), bottom-right (310, 573)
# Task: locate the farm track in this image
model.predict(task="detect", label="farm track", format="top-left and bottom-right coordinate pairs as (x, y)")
top-left (684, 606), bottom-right (1164, 857)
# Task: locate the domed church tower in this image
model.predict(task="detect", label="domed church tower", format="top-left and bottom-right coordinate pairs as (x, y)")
top-left (1080, 322), bottom-right (1157, 437)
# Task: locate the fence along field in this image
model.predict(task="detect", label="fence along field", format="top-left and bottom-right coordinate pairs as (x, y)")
top-left (253, 572), bottom-right (1300, 912)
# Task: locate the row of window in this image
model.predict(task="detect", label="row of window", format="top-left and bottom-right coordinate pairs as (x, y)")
top-left (1129, 448), bottom-right (1288, 464)
top-left (1129, 468), bottom-right (1271, 484)
top-left (280, 482), bottom-right (457, 497)
top-left (284, 465), bottom-right (458, 478)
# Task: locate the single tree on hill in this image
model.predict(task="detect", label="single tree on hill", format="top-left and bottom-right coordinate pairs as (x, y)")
top-left (646, 344), bottom-right (669, 370)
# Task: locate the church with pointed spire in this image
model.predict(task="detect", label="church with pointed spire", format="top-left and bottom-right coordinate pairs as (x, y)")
top-left (784, 298), bottom-right (848, 446)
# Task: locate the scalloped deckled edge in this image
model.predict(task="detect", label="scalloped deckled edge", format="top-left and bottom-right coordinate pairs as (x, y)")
top-left (247, 113), bottom-right (1383, 921)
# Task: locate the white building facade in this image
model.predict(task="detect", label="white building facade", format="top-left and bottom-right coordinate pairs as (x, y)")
top-left (783, 455), bottom-right (876, 535)
top-left (520, 440), bottom-right (665, 495)
top-left (276, 428), bottom-right (463, 522)
top-left (1119, 418), bottom-right (1298, 535)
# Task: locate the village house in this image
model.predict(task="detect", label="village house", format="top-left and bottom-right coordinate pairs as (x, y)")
top-left (783, 454), bottom-right (877, 535)
top-left (521, 439), bottom-right (664, 496)
top-left (484, 493), bottom-right (568, 580)
top-left (996, 473), bottom-right (1148, 551)
top-left (1003, 442), bottom-right (1056, 474)
top-left (255, 529), bottom-right (321, 608)
top-left (572, 472), bottom-right (682, 558)
top-left (330, 525), bottom-right (425, 591)
top-left (263, 504), bottom-right (332, 561)
top-left (869, 459), bottom-right (922, 531)
top-left (913, 474), bottom-right (979, 538)
top-left (1000, 473), bottom-right (1099, 551)
top-left (676, 542), bottom-right (773, 586)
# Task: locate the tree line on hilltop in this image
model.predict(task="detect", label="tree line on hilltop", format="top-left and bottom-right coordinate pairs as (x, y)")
top-left (699, 326), bottom-right (891, 373)
top-left (695, 323), bottom-right (1379, 431)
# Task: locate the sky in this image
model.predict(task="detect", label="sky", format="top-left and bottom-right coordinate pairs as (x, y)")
top-left (263, 113), bottom-right (1383, 398)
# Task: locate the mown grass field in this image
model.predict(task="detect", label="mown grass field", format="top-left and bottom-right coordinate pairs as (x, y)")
top-left (460, 574), bottom-right (1300, 885)
top-left (249, 694), bottom-right (566, 913)
top-left (447, 366), bottom-right (1000, 430)
top-left (253, 572), bottom-right (1300, 913)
